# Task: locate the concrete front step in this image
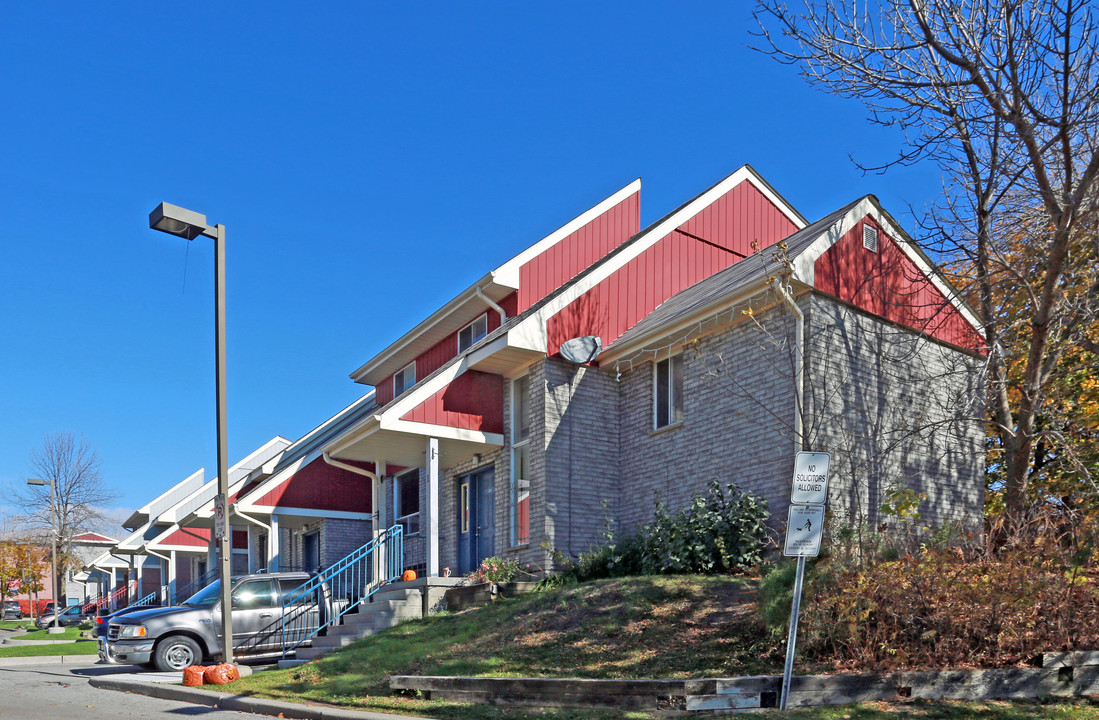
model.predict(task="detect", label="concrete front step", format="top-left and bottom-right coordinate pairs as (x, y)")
top-left (312, 634), bottom-right (366, 650)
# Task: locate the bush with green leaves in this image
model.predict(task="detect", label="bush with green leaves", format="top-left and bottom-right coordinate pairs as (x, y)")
top-left (541, 480), bottom-right (770, 587)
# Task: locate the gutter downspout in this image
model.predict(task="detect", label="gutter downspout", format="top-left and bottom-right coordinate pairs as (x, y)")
top-left (142, 546), bottom-right (173, 604)
top-left (323, 452), bottom-right (386, 590)
top-left (475, 285), bottom-right (507, 322)
top-left (772, 278), bottom-right (804, 454)
top-left (231, 508), bottom-right (273, 572)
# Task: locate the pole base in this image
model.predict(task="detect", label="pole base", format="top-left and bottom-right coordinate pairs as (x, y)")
top-left (46, 626), bottom-right (66, 635)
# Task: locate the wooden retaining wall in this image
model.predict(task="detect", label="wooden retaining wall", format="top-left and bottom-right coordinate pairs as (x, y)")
top-left (391, 653), bottom-right (1099, 714)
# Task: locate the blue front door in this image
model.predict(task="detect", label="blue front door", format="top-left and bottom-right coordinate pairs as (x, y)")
top-left (456, 467), bottom-right (495, 575)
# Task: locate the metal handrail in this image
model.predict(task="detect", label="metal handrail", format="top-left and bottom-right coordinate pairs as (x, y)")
top-left (280, 525), bottom-right (404, 658)
top-left (173, 569), bottom-right (218, 604)
top-left (129, 591), bottom-right (158, 608)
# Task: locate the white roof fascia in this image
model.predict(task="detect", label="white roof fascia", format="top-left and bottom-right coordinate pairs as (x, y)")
top-left (252, 507), bottom-right (371, 521)
top-left (158, 436), bottom-right (291, 524)
top-left (349, 179), bottom-right (642, 385)
top-left (792, 198), bottom-right (983, 331)
top-left (508, 166), bottom-right (803, 350)
top-left (490, 178), bottom-right (642, 289)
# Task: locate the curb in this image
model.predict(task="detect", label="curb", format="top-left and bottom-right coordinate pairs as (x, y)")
top-left (89, 677), bottom-right (434, 720)
top-left (0, 655), bottom-right (100, 666)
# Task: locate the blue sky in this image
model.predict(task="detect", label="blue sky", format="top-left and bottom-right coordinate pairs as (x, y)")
top-left (0, 2), bottom-right (942, 524)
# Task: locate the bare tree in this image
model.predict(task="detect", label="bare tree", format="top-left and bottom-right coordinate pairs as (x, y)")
top-left (754, 0), bottom-right (1099, 526)
top-left (14, 432), bottom-right (119, 602)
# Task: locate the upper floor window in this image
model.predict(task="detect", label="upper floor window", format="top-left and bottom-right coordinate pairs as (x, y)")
top-left (394, 470), bottom-right (420, 535)
top-left (393, 361), bottom-right (416, 396)
top-left (653, 354), bottom-right (684, 429)
top-left (458, 313), bottom-right (488, 353)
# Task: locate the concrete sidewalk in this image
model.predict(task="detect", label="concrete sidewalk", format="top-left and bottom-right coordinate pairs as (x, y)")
top-left (90, 676), bottom-right (434, 720)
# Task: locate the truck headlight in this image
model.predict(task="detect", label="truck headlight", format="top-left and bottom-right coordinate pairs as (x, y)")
top-left (118, 625), bottom-right (147, 639)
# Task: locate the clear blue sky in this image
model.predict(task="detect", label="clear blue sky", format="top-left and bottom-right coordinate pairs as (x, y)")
top-left (0, 2), bottom-right (941, 523)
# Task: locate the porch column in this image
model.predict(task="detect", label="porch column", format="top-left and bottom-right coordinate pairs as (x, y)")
top-left (269, 514), bottom-right (280, 572)
top-left (136, 559), bottom-right (144, 601)
top-left (109, 568), bottom-right (116, 610)
top-left (169, 551), bottom-right (177, 605)
top-left (427, 438), bottom-right (440, 577)
top-left (373, 457), bottom-right (386, 584)
top-left (129, 556), bottom-right (136, 605)
top-left (207, 529), bottom-right (217, 571)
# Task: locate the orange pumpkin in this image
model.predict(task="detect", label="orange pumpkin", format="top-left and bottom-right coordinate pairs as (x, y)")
top-left (402, 569), bottom-right (417, 582)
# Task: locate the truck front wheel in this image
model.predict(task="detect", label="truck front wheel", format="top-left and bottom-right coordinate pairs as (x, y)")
top-left (153, 635), bottom-right (201, 672)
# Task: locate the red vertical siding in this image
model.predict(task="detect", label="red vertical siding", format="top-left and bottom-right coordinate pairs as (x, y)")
top-left (400, 371), bottom-right (503, 434)
top-left (546, 181), bottom-right (799, 353)
top-left (814, 217), bottom-right (983, 351)
top-left (517, 191), bottom-right (640, 312)
top-left (252, 456), bottom-right (372, 513)
top-left (159, 527), bottom-right (210, 548)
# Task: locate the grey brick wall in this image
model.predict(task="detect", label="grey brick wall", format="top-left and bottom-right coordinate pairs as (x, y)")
top-left (616, 302), bottom-right (797, 536)
top-left (802, 293), bottom-right (985, 530)
top-left (378, 289), bottom-right (984, 572)
top-left (542, 358), bottom-right (621, 558)
top-left (320, 517), bottom-right (371, 569)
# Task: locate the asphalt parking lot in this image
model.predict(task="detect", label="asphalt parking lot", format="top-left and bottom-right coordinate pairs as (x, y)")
top-left (0, 660), bottom-right (276, 720)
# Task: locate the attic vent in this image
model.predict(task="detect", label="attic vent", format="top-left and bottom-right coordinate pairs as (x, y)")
top-left (863, 225), bottom-right (879, 253)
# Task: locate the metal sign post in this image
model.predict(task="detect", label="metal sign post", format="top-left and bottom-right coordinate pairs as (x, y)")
top-left (780, 451), bottom-right (830, 711)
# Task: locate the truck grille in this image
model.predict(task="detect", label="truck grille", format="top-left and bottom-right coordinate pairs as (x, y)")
top-left (108, 622), bottom-right (120, 640)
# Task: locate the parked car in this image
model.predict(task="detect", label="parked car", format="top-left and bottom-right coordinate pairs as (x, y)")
top-left (2, 600), bottom-right (21, 620)
top-left (101, 571), bottom-right (331, 671)
top-left (94, 603), bottom-right (163, 642)
top-left (36, 604), bottom-right (94, 629)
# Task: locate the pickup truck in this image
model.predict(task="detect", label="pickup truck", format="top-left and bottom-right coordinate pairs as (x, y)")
top-left (101, 571), bottom-right (331, 671)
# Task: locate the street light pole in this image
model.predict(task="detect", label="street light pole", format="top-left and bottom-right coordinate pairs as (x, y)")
top-left (149, 202), bottom-right (234, 664)
top-left (26, 478), bottom-right (62, 634)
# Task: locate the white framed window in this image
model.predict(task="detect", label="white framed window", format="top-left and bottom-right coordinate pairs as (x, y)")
top-left (510, 374), bottom-right (531, 546)
top-left (458, 313), bottom-right (488, 353)
top-left (394, 470), bottom-right (420, 536)
top-left (393, 361), bottom-right (416, 396)
top-left (863, 225), bottom-right (879, 253)
top-left (653, 354), bottom-right (684, 429)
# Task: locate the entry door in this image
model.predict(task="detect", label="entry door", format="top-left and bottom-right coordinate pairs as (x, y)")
top-left (456, 467), bottom-right (495, 575)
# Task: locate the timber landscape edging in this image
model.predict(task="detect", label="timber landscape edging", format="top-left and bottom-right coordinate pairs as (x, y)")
top-left (391, 652), bottom-right (1099, 713)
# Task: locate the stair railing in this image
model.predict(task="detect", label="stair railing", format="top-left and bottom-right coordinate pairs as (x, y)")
top-left (280, 525), bottom-right (404, 658)
top-left (173, 568), bottom-right (219, 604)
top-left (128, 591), bottom-right (159, 608)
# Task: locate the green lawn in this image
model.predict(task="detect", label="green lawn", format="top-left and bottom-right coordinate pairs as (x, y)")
top-left (15, 626), bottom-right (88, 641)
top-left (0, 640), bottom-right (97, 658)
top-left (0, 620), bottom-right (31, 630)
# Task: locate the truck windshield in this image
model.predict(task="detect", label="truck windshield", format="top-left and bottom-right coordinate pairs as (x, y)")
top-left (183, 580), bottom-right (223, 608)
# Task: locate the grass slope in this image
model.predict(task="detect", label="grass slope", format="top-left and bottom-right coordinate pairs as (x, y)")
top-left (217, 576), bottom-right (1099, 720)
top-left (0, 641), bottom-right (97, 657)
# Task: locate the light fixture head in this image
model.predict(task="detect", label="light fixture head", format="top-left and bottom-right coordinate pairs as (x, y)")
top-left (149, 202), bottom-right (210, 240)
top-left (26, 478), bottom-right (48, 486)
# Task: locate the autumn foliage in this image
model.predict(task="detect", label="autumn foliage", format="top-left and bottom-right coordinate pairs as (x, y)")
top-left (770, 524), bottom-right (1099, 673)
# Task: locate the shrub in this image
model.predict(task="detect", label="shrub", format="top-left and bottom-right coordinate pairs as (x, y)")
top-left (541, 481), bottom-right (770, 587)
top-left (465, 556), bottom-right (533, 584)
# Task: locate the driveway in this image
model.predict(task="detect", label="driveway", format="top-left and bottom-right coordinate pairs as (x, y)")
top-left (0, 660), bottom-right (274, 719)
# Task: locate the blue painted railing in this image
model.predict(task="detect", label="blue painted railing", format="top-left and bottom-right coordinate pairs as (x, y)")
top-left (280, 525), bottom-right (404, 658)
top-left (130, 591), bottom-right (158, 608)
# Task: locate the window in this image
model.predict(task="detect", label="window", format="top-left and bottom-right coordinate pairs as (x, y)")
top-left (653, 354), bottom-right (684, 429)
top-left (510, 375), bottom-right (531, 545)
top-left (394, 470), bottom-right (421, 535)
top-left (458, 313), bottom-right (488, 353)
top-left (231, 579), bottom-right (276, 609)
top-left (863, 225), bottom-right (879, 253)
top-left (393, 361), bottom-right (416, 396)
